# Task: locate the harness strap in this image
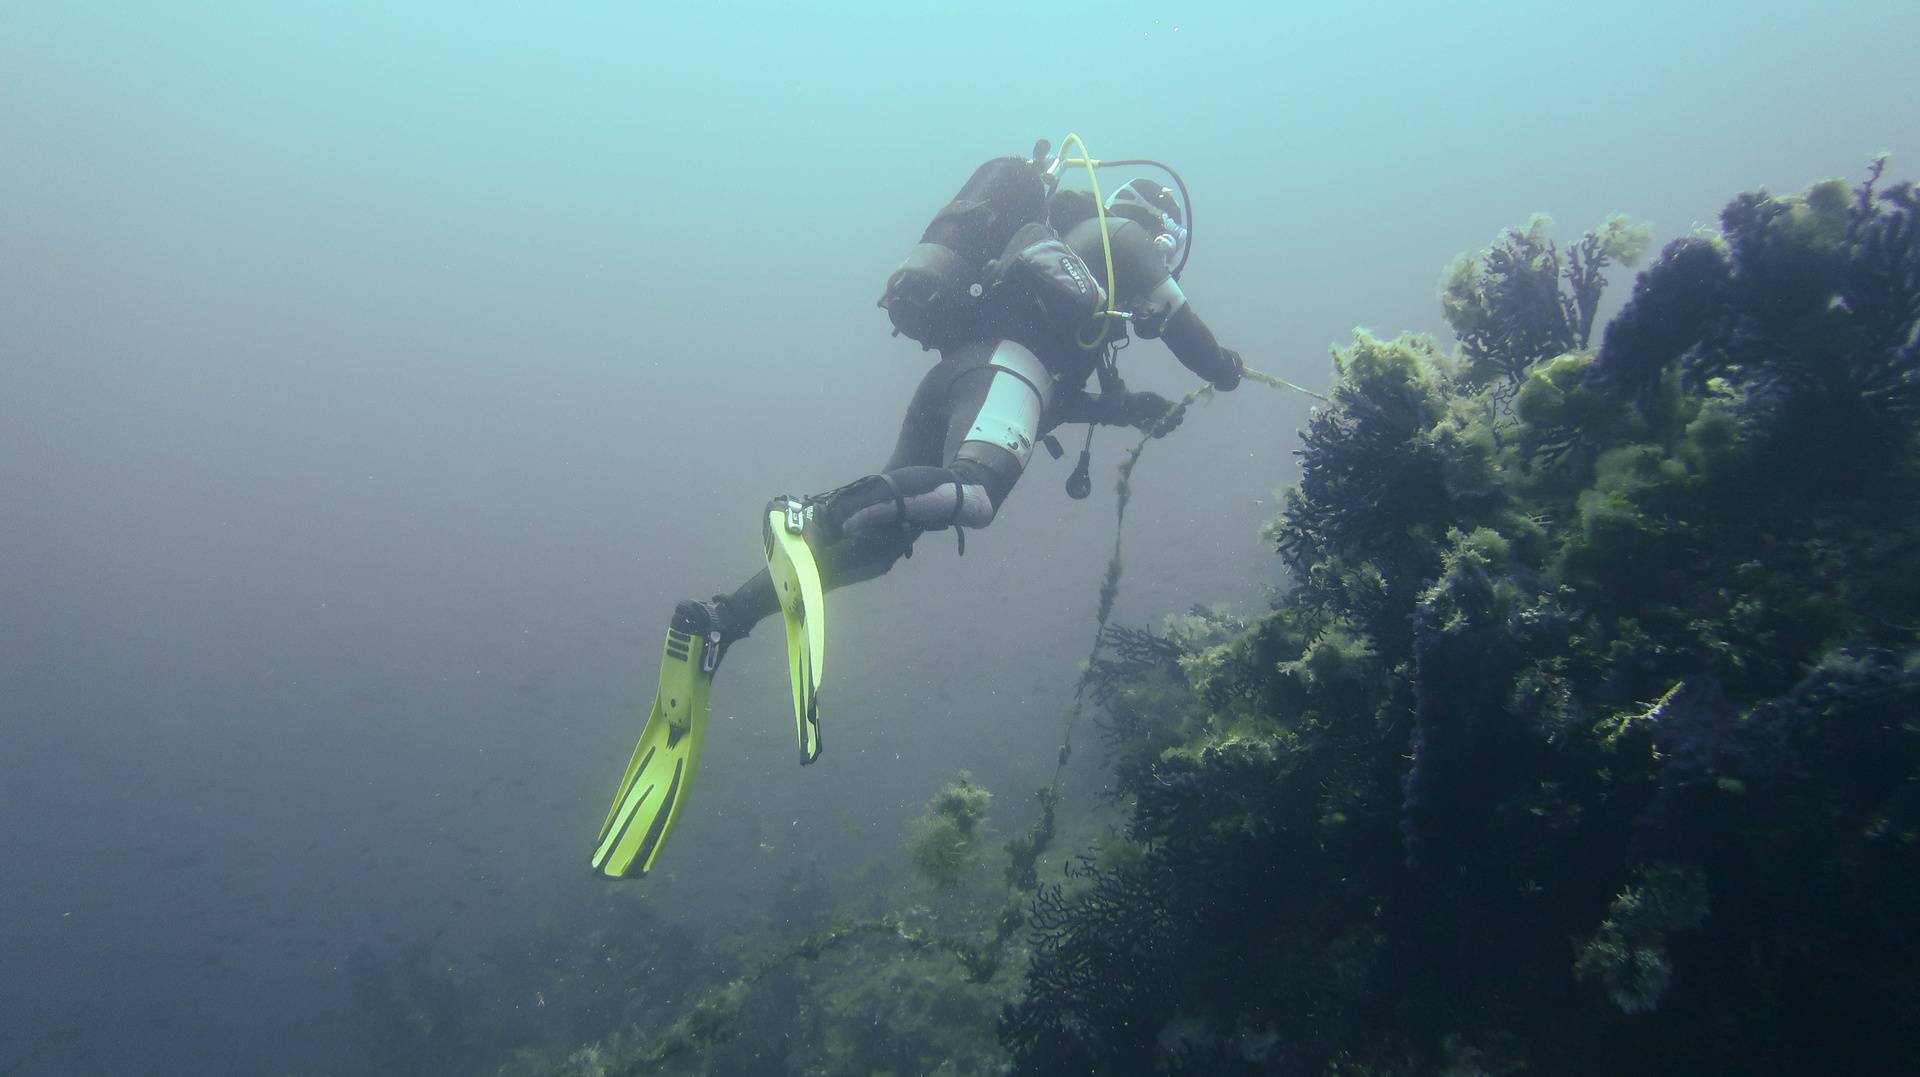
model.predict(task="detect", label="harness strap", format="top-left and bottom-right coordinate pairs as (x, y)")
top-left (988, 360), bottom-right (1047, 406)
top-left (878, 472), bottom-right (914, 559)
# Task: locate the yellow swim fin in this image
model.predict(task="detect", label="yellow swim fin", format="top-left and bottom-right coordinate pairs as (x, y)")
top-left (590, 602), bottom-right (721, 879)
top-left (764, 496), bottom-right (825, 764)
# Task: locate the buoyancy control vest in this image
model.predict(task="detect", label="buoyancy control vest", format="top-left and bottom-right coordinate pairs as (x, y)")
top-left (878, 156), bottom-right (1107, 353)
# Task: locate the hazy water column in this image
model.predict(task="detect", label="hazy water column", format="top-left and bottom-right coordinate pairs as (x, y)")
top-left (2, 2), bottom-right (1915, 1073)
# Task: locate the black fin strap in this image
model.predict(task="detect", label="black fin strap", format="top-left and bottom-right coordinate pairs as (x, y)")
top-left (878, 472), bottom-right (914, 559)
top-left (951, 479), bottom-right (966, 557)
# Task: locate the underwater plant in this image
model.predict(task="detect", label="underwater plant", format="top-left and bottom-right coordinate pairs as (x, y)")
top-left (905, 771), bottom-right (996, 891)
top-left (1596, 157), bottom-right (1920, 495)
top-left (1572, 862), bottom-right (1710, 1015)
top-left (1268, 330), bottom-right (1504, 655)
top-left (1441, 213), bottom-right (1652, 392)
top-left (528, 761), bottom-right (1076, 1077)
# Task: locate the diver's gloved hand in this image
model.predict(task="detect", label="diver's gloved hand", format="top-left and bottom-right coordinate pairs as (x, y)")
top-left (1120, 389), bottom-right (1182, 437)
top-left (1211, 347), bottom-right (1245, 392)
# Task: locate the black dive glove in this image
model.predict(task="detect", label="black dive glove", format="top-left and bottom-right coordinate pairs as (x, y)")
top-left (1119, 389), bottom-right (1183, 437)
top-left (1211, 347), bottom-right (1245, 392)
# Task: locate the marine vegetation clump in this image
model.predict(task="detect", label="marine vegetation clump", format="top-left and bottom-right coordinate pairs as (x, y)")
top-left (1086, 610), bottom-right (1255, 792)
top-left (1441, 212), bottom-right (1653, 392)
top-left (1003, 165), bottom-right (1920, 1076)
top-left (1086, 621), bottom-right (1186, 707)
top-left (1001, 784), bottom-right (1059, 893)
top-left (1572, 862), bottom-right (1710, 1015)
top-left (905, 771), bottom-right (995, 890)
top-left (538, 764), bottom-right (1066, 1077)
top-left (1595, 156), bottom-right (1920, 498)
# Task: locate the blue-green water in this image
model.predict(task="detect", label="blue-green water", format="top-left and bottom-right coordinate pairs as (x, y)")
top-left (2, 3), bottom-right (1914, 1073)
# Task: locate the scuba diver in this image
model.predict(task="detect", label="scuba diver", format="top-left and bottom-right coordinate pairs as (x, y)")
top-left (592, 140), bottom-right (1244, 878)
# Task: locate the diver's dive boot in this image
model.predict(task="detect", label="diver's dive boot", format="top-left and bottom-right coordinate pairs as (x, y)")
top-left (764, 496), bottom-right (827, 765)
top-left (589, 598), bottom-right (736, 879)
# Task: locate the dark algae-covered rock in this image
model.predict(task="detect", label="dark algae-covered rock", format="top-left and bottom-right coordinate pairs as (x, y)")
top-left (1002, 166), bottom-right (1920, 1075)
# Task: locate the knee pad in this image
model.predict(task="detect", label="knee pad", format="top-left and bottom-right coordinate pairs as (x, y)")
top-left (951, 442), bottom-right (1022, 509)
top-left (961, 341), bottom-right (1052, 468)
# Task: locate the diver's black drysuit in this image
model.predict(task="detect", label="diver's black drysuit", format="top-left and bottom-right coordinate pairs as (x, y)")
top-left (711, 194), bottom-right (1243, 644)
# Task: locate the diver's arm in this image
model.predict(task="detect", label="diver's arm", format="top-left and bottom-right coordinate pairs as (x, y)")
top-left (1065, 216), bottom-right (1242, 391)
top-left (1160, 301), bottom-right (1243, 391)
top-left (1048, 387), bottom-right (1108, 428)
top-left (1047, 384), bottom-right (1188, 439)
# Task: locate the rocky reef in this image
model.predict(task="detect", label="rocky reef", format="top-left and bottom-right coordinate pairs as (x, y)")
top-left (1003, 162), bottom-right (1920, 1075)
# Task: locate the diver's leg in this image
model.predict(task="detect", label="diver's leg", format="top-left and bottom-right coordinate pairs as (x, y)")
top-left (710, 526), bottom-right (911, 642)
top-left (700, 339), bottom-right (1050, 650)
top-left (819, 338), bottom-right (1052, 539)
top-left (698, 346), bottom-right (976, 647)
top-left (938, 337), bottom-right (1051, 512)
